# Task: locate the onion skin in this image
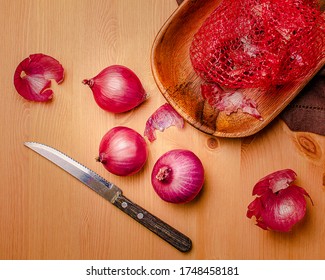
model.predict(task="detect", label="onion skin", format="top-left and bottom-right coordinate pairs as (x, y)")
top-left (201, 84), bottom-right (263, 120)
top-left (247, 169), bottom-right (313, 232)
top-left (83, 65), bottom-right (147, 113)
top-left (151, 149), bottom-right (204, 204)
top-left (14, 53), bottom-right (64, 102)
top-left (98, 126), bottom-right (148, 176)
top-left (144, 103), bottom-right (184, 142)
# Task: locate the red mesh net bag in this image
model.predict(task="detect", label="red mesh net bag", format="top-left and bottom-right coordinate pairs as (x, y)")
top-left (190, 0), bottom-right (325, 89)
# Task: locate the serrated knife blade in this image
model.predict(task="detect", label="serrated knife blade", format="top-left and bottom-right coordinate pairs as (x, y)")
top-left (24, 142), bottom-right (192, 252)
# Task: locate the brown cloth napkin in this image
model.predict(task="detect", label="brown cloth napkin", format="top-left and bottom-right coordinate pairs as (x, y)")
top-left (175, 0), bottom-right (325, 136)
top-left (281, 70), bottom-right (325, 136)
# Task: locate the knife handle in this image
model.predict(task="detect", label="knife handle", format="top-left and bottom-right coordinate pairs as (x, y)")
top-left (113, 194), bottom-right (192, 252)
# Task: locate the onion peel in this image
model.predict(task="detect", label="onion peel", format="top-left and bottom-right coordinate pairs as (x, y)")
top-left (14, 53), bottom-right (64, 102)
top-left (247, 169), bottom-right (313, 232)
top-left (201, 84), bottom-right (263, 120)
top-left (144, 103), bottom-right (184, 142)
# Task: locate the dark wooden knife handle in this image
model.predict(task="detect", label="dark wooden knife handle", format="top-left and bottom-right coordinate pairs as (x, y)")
top-left (113, 194), bottom-right (192, 252)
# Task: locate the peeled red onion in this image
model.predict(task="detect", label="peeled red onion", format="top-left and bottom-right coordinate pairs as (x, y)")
top-left (14, 53), bottom-right (64, 102)
top-left (83, 65), bottom-right (147, 113)
top-left (97, 126), bottom-right (148, 176)
top-left (247, 169), bottom-right (313, 232)
top-left (151, 149), bottom-right (204, 203)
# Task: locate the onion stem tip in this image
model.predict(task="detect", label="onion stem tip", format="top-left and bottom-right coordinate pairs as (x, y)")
top-left (82, 79), bottom-right (94, 87)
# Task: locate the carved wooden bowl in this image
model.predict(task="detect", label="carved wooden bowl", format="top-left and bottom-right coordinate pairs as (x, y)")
top-left (151, 0), bottom-right (325, 137)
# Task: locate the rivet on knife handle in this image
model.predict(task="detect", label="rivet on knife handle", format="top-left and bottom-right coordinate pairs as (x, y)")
top-left (113, 194), bottom-right (192, 252)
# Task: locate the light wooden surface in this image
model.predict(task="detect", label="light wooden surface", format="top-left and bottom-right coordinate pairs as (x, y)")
top-left (1, 0), bottom-right (325, 260)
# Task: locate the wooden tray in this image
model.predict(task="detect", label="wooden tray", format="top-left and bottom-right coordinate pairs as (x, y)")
top-left (151, 0), bottom-right (325, 138)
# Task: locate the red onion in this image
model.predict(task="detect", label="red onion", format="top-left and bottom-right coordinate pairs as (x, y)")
top-left (83, 65), bottom-right (147, 113)
top-left (14, 53), bottom-right (64, 102)
top-left (151, 149), bottom-right (204, 203)
top-left (144, 103), bottom-right (184, 142)
top-left (97, 126), bottom-right (148, 176)
top-left (247, 169), bottom-right (313, 232)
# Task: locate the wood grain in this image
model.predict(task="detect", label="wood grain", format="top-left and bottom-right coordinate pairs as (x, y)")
top-left (0, 0), bottom-right (325, 260)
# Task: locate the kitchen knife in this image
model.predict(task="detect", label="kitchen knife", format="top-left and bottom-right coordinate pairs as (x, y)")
top-left (24, 142), bottom-right (192, 252)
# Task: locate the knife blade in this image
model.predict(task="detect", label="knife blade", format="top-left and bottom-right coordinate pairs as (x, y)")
top-left (24, 142), bottom-right (192, 252)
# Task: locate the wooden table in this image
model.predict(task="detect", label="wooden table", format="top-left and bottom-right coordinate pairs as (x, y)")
top-left (1, 0), bottom-right (325, 260)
